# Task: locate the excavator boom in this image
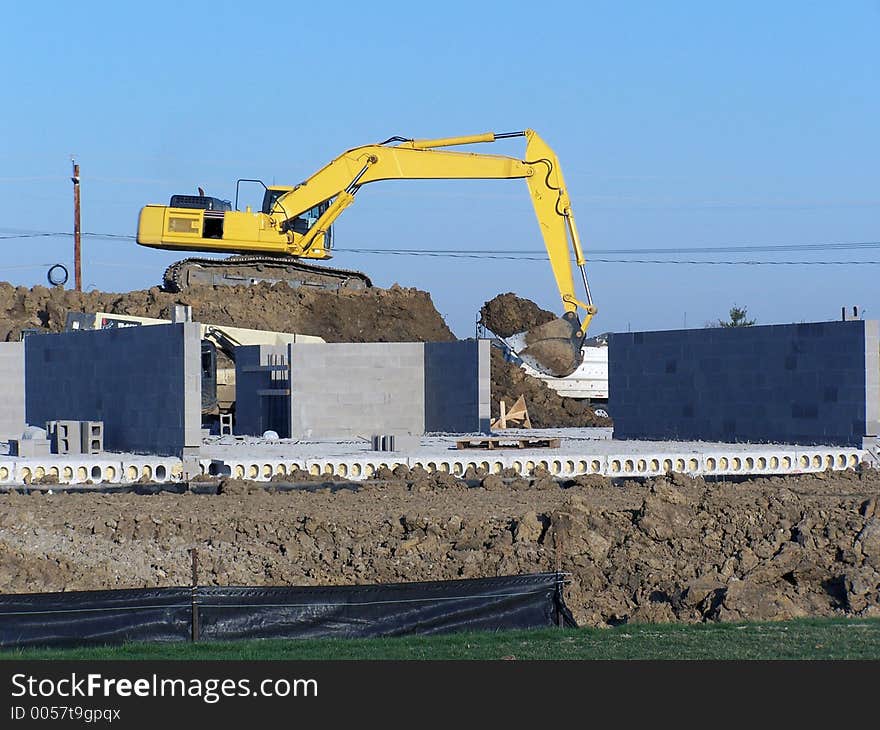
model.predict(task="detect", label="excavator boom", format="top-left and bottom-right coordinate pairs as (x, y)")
top-left (137, 130), bottom-right (596, 376)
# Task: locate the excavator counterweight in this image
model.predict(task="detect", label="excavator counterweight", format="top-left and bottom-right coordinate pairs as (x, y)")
top-left (136, 130), bottom-right (596, 377)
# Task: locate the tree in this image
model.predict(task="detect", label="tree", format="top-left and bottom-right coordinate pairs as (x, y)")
top-left (719, 305), bottom-right (755, 327)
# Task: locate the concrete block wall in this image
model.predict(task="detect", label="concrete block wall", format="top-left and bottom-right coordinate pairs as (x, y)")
top-left (0, 342), bottom-right (25, 441)
top-left (424, 340), bottom-right (490, 433)
top-left (235, 344), bottom-right (290, 437)
top-left (285, 340), bottom-right (488, 439)
top-left (25, 323), bottom-right (202, 456)
top-left (610, 319), bottom-right (880, 447)
top-left (289, 342), bottom-right (425, 439)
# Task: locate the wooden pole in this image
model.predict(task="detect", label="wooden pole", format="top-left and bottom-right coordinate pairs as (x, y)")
top-left (71, 160), bottom-right (81, 292)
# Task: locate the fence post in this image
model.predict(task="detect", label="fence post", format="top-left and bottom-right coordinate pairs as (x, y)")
top-left (190, 548), bottom-right (200, 642)
top-left (554, 525), bottom-right (564, 628)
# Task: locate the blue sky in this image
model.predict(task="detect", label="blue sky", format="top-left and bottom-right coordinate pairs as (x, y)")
top-left (1, 1), bottom-right (877, 337)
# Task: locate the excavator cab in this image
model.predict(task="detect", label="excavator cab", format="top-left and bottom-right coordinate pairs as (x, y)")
top-left (261, 187), bottom-right (333, 247)
top-left (261, 187), bottom-right (288, 215)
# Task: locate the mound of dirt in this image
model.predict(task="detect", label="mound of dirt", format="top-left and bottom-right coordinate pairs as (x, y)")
top-left (2, 469), bottom-right (879, 627)
top-left (490, 349), bottom-right (610, 427)
top-left (479, 292), bottom-right (608, 427)
top-left (0, 281), bottom-right (455, 344)
top-left (479, 292), bottom-right (557, 338)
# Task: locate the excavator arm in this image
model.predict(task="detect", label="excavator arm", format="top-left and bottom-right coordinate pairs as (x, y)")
top-left (137, 130), bottom-right (596, 376)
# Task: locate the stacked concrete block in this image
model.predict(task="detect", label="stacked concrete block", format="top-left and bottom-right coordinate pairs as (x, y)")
top-left (371, 433), bottom-right (420, 452)
top-left (234, 345), bottom-right (290, 437)
top-left (80, 421), bottom-right (104, 454)
top-left (25, 323), bottom-right (202, 456)
top-left (424, 339), bottom-right (491, 433)
top-left (289, 342), bottom-right (425, 439)
top-left (284, 340), bottom-right (489, 439)
top-left (866, 322), bottom-right (880, 446)
top-left (181, 324), bottom-right (203, 456)
top-left (46, 420), bottom-right (81, 455)
top-left (0, 342), bottom-right (25, 441)
top-left (609, 319), bottom-right (880, 447)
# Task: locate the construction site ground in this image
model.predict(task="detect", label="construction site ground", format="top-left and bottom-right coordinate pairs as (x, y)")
top-left (3, 281), bottom-right (879, 628)
top-left (1, 464), bottom-right (879, 627)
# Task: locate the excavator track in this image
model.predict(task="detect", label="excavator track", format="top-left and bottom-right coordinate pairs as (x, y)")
top-left (162, 256), bottom-right (373, 293)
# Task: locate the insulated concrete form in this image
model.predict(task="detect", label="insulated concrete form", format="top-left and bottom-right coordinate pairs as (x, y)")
top-left (285, 340), bottom-right (489, 439)
top-left (0, 342), bottom-right (25, 441)
top-left (25, 323), bottom-right (202, 456)
top-left (610, 320), bottom-right (880, 447)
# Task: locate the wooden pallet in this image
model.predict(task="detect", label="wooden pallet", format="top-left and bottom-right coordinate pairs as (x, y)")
top-left (455, 437), bottom-right (561, 450)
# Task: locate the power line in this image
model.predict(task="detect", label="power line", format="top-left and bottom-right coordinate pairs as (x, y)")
top-left (343, 252), bottom-right (880, 265)
top-left (3, 229), bottom-right (880, 264)
top-left (0, 232), bottom-right (63, 240)
top-left (12, 230), bottom-right (880, 254)
top-left (0, 263), bottom-right (56, 271)
top-left (349, 241), bottom-right (880, 255)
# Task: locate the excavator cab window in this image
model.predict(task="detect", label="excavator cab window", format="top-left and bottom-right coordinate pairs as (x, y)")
top-left (263, 193), bottom-right (334, 248)
top-left (261, 188), bottom-right (287, 215)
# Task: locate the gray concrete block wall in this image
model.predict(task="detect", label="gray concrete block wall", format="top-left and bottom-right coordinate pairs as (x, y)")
top-left (0, 342), bottom-right (25, 441)
top-left (424, 339), bottom-right (490, 433)
top-left (610, 319), bottom-right (880, 447)
top-left (289, 342), bottom-right (426, 439)
top-left (25, 323), bottom-right (202, 456)
top-left (182, 324), bottom-right (202, 454)
top-left (865, 320), bottom-right (880, 440)
top-left (235, 344), bottom-right (290, 437)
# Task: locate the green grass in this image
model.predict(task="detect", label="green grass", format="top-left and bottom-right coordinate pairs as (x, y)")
top-left (3, 618), bottom-right (880, 660)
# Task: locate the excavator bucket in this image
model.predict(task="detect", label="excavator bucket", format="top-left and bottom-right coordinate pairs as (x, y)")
top-left (505, 313), bottom-right (586, 378)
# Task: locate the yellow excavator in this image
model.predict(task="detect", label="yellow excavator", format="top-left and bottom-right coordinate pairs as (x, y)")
top-left (136, 129), bottom-right (595, 377)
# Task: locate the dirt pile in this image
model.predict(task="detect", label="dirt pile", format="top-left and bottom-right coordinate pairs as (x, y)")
top-left (479, 292), bottom-right (556, 338)
top-left (480, 292), bottom-right (609, 427)
top-left (2, 469), bottom-right (878, 626)
top-left (0, 281), bottom-right (455, 344)
top-left (490, 349), bottom-right (610, 427)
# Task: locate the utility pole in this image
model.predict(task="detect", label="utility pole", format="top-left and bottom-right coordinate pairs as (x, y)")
top-left (71, 159), bottom-right (82, 292)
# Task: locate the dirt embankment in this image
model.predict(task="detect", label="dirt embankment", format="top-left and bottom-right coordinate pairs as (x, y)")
top-left (0, 282), bottom-right (455, 344)
top-left (2, 469), bottom-right (878, 626)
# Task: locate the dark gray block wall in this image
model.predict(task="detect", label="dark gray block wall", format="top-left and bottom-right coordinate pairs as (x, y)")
top-left (609, 319), bottom-right (880, 446)
top-left (235, 344), bottom-right (290, 437)
top-left (0, 342), bottom-right (25, 440)
top-left (286, 340), bottom-right (488, 439)
top-left (25, 323), bottom-right (202, 455)
top-left (424, 340), bottom-right (490, 433)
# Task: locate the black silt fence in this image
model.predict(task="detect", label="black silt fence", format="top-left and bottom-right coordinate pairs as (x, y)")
top-left (0, 573), bottom-right (575, 649)
top-left (0, 587), bottom-right (192, 649)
